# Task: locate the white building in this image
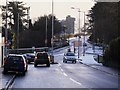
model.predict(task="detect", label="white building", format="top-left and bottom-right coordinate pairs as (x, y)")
top-left (61, 15), bottom-right (75, 35)
top-left (65, 15), bottom-right (75, 34)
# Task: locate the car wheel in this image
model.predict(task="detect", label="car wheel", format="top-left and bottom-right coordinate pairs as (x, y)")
top-left (47, 63), bottom-right (50, 67)
top-left (3, 69), bottom-right (8, 74)
top-left (22, 71), bottom-right (25, 76)
top-left (72, 61), bottom-right (74, 63)
top-left (25, 66), bottom-right (28, 72)
top-left (74, 60), bottom-right (76, 63)
top-left (34, 63), bottom-right (37, 67)
top-left (65, 60), bottom-right (67, 63)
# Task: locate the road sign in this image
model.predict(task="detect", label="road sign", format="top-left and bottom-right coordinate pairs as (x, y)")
top-left (74, 41), bottom-right (82, 47)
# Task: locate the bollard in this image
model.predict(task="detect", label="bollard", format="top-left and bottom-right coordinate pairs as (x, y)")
top-left (98, 55), bottom-right (99, 63)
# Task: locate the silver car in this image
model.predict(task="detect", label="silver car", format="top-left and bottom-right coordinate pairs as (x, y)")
top-left (63, 52), bottom-right (76, 63)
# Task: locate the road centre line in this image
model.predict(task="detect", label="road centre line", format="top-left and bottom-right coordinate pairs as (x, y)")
top-left (58, 63), bottom-right (61, 66)
top-left (63, 72), bottom-right (68, 77)
top-left (70, 78), bottom-right (82, 85)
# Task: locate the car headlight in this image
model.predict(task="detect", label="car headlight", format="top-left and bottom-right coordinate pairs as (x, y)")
top-left (64, 57), bottom-right (67, 60)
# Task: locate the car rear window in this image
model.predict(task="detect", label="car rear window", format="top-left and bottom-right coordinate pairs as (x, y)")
top-left (8, 56), bottom-right (23, 62)
top-left (37, 53), bottom-right (48, 59)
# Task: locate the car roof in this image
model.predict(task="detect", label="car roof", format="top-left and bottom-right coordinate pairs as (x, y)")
top-left (37, 51), bottom-right (47, 54)
top-left (65, 52), bottom-right (74, 54)
top-left (64, 52), bottom-right (75, 55)
top-left (8, 54), bottom-right (24, 57)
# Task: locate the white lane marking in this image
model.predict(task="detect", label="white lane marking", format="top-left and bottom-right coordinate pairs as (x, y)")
top-left (60, 68), bottom-right (63, 72)
top-left (70, 78), bottom-right (82, 85)
top-left (58, 63), bottom-right (61, 66)
top-left (63, 72), bottom-right (68, 77)
top-left (59, 67), bottom-right (63, 72)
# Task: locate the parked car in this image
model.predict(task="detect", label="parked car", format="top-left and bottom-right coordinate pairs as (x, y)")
top-left (48, 53), bottom-right (54, 64)
top-left (63, 52), bottom-right (76, 63)
top-left (3, 54), bottom-right (28, 75)
top-left (34, 52), bottom-right (50, 67)
top-left (25, 53), bottom-right (35, 63)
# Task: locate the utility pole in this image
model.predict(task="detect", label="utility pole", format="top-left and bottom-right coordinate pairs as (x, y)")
top-left (51, 0), bottom-right (54, 55)
top-left (45, 15), bottom-right (48, 47)
top-left (83, 12), bottom-right (85, 56)
top-left (71, 7), bottom-right (81, 59)
top-left (17, 13), bottom-right (19, 49)
top-left (78, 9), bottom-right (80, 59)
top-left (5, 0), bottom-right (8, 56)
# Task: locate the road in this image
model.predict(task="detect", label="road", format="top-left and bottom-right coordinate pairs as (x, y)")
top-left (7, 48), bottom-right (118, 89)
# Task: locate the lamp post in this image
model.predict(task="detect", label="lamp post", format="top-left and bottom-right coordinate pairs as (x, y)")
top-left (83, 11), bottom-right (85, 56)
top-left (51, 0), bottom-right (54, 54)
top-left (71, 7), bottom-right (80, 59)
top-left (51, 0), bottom-right (54, 55)
top-left (5, 0), bottom-right (8, 56)
top-left (17, 13), bottom-right (19, 49)
top-left (45, 15), bottom-right (48, 47)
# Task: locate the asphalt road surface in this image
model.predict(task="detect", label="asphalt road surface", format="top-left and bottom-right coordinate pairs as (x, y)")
top-left (9, 48), bottom-right (118, 89)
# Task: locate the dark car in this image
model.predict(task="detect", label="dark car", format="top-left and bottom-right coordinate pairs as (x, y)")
top-left (25, 53), bottom-right (35, 63)
top-left (34, 52), bottom-right (50, 67)
top-left (3, 54), bottom-right (28, 75)
top-left (83, 42), bottom-right (87, 47)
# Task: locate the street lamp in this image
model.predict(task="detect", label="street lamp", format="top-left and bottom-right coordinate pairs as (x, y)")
top-left (51, 0), bottom-right (54, 54)
top-left (5, 0), bottom-right (8, 56)
top-left (83, 11), bottom-right (86, 56)
top-left (71, 7), bottom-right (80, 59)
top-left (45, 15), bottom-right (48, 47)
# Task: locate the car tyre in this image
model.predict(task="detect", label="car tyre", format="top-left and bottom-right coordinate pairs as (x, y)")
top-left (3, 69), bottom-right (8, 74)
top-left (34, 63), bottom-right (37, 67)
top-left (25, 66), bottom-right (28, 72)
top-left (47, 63), bottom-right (50, 67)
top-left (65, 60), bottom-right (67, 63)
top-left (74, 60), bottom-right (76, 63)
top-left (22, 71), bottom-right (25, 76)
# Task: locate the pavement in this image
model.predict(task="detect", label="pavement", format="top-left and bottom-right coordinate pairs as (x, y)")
top-left (79, 45), bottom-right (119, 77)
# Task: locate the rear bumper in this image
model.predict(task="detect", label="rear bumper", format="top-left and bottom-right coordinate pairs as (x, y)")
top-left (34, 59), bottom-right (49, 64)
top-left (4, 65), bottom-right (25, 72)
top-left (65, 59), bottom-right (76, 61)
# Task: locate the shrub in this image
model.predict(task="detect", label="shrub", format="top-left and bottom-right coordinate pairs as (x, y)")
top-left (103, 37), bottom-right (120, 68)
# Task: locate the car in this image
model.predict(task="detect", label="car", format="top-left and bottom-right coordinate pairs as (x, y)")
top-left (3, 54), bottom-right (28, 75)
top-left (25, 53), bottom-right (35, 63)
top-left (63, 52), bottom-right (76, 63)
top-left (34, 52), bottom-right (50, 67)
top-left (48, 53), bottom-right (54, 64)
top-left (83, 42), bottom-right (87, 47)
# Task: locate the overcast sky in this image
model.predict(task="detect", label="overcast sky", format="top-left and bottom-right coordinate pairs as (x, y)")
top-left (0, 0), bottom-right (95, 33)
top-left (0, 0), bottom-right (95, 19)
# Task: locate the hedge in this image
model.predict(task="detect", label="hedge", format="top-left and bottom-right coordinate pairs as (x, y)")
top-left (103, 37), bottom-right (120, 69)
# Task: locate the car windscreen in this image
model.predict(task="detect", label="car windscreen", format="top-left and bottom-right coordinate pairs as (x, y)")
top-left (8, 56), bottom-right (23, 62)
top-left (66, 53), bottom-right (75, 56)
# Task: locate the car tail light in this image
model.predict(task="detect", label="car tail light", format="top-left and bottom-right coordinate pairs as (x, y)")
top-left (20, 61), bottom-right (24, 64)
top-left (4, 60), bottom-right (8, 64)
top-left (35, 57), bottom-right (38, 60)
